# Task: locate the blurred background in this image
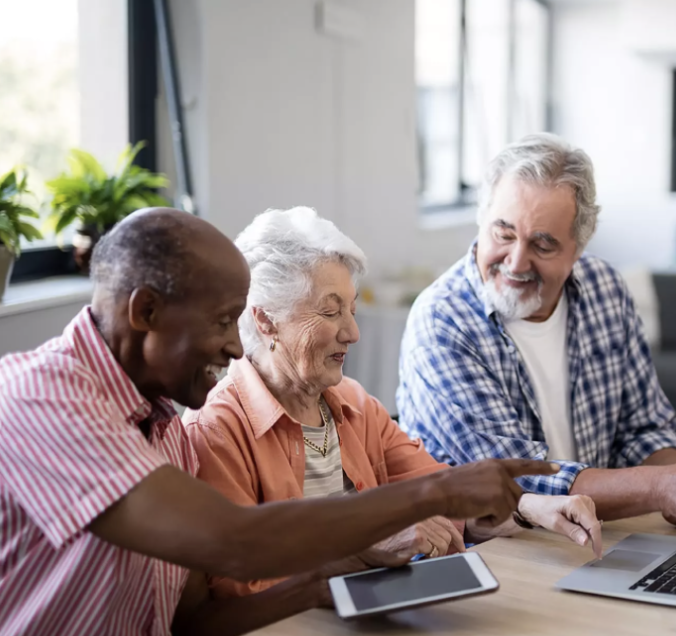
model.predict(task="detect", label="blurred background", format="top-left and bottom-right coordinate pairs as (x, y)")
top-left (2, 0), bottom-right (676, 411)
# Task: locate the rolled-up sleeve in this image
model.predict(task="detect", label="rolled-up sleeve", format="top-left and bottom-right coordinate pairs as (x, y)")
top-left (610, 289), bottom-right (676, 466)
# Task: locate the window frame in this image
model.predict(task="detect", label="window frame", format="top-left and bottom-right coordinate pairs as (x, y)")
top-left (671, 68), bottom-right (676, 194)
top-left (9, 0), bottom-right (157, 284)
top-left (417, 0), bottom-right (553, 216)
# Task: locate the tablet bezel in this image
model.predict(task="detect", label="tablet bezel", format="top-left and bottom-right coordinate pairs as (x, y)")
top-left (329, 552), bottom-right (499, 620)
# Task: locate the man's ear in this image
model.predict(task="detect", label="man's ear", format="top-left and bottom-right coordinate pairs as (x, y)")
top-left (128, 287), bottom-right (163, 332)
top-left (251, 306), bottom-right (277, 337)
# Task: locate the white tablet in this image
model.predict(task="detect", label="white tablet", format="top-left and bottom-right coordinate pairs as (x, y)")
top-left (328, 552), bottom-right (499, 620)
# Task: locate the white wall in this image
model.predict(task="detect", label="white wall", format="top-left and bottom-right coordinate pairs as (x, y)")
top-left (160, 0), bottom-right (676, 277)
top-left (78, 0), bottom-right (128, 168)
top-left (0, 301), bottom-right (87, 357)
top-left (551, 0), bottom-right (676, 269)
top-left (159, 0), bottom-right (477, 282)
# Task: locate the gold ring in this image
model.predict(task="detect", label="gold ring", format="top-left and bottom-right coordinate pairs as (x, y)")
top-left (430, 546), bottom-right (439, 559)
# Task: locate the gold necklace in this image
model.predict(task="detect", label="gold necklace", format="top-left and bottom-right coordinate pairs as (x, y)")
top-left (302, 400), bottom-right (331, 457)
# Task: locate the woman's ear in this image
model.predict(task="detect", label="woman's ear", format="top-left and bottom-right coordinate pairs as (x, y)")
top-left (252, 307), bottom-right (277, 336)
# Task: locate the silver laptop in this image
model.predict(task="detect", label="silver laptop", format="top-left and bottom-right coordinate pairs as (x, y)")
top-left (557, 533), bottom-right (676, 606)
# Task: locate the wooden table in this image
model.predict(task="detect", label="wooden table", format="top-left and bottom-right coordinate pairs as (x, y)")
top-left (251, 514), bottom-right (676, 635)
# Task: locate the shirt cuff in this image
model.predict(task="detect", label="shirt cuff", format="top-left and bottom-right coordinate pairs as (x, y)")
top-left (615, 430), bottom-right (676, 467)
top-left (516, 460), bottom-right (587, 496)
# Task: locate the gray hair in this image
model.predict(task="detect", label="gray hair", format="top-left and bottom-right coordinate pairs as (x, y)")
top-left (91, 213), bottom-right (189, 299)
top-left (477, 133), bottom-right (601, 249)
top-left (235, 206), bottom-right (367, 356)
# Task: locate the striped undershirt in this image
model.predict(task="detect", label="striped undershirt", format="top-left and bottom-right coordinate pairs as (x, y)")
top-left (301, 399), bottom-right (355, 498)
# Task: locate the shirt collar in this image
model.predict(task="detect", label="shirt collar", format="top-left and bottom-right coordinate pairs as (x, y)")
top-left (464, 239), bottom-right (584, 322)
top-left (67, 307), bottom-right (177, 439)
top-left (228, 356), bottom-right (360, 439)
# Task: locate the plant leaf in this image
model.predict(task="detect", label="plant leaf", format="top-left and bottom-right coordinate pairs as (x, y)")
top-left (67, 149), bottom-right (107, 182)
top-left (0, 168), bottom-right (40, 252)
top-left (0, 220), bottom-right (19, 254)
top-left (12, 205), bottom-right (39, 219)
top-left (15, 221), bottom-right (43, 241)
top-left (116, 141), bottom-right (146, 176)
top-left (0, 215), bottom-right (14, 235)
top-left (45, 143), bottom-right (172, 236)
top-left (54, 208), bottom-right (80, 235)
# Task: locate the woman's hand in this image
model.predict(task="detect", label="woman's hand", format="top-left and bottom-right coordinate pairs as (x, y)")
top-left (311, 516), bottom-right (465, 608)
top-left (368, 516), bottom-right (466, 561)
top-left (518, 493), bottom-right (603, 558)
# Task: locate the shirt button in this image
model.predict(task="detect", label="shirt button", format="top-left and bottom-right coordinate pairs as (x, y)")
top-left (356, 481), bottom-right (363, 491)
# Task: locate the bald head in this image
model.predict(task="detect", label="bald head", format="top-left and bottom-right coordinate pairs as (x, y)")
top-left (91, 207), bottom-right (247, 301)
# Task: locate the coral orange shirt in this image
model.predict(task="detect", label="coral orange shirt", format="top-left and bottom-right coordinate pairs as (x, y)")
top-left (182, 356), bottom-right (463, 598)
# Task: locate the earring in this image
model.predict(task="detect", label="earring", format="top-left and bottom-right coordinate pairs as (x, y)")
top-left (269, 337), bottom-right (278, 352)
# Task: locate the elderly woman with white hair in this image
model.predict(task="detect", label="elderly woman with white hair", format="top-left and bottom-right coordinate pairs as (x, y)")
top-left (183, 205), bottom-right (601, 628)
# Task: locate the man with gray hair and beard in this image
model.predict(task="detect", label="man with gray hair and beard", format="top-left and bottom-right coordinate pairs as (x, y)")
top-left (398, 132), bottom-right (676, 527)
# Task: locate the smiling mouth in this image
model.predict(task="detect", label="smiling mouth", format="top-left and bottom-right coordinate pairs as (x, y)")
top-left (502, 275), bottom-right (536, 287)
top-left (492, 267), bottom-right (540, 290)
top-left (204, 363), bottom-right (226, 383)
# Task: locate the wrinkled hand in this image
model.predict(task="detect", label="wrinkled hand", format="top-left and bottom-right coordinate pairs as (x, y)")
top-left (518, 493), bottom-right (603, 559)
top-left (311, 518), bottom-right (465, 607)
top-left (370, 516), bottom-right (465, 561)
top-left (435, 458), bottom-right (560, 527)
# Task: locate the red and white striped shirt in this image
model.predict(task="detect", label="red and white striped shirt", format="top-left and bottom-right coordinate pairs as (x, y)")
top-left (0, 307), bottom-right (198, 635)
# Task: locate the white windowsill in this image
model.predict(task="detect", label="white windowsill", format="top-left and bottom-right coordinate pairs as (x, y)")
top-left (0, 276), bottom-right (94, 318)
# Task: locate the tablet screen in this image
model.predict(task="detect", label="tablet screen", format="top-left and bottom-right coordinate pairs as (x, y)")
top-left (345, 556), bottom-right (482, 611)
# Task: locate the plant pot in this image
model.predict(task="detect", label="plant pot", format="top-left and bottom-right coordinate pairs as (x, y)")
top-left (0, 246), bottom-right (15, 302)
top-left (72, 225), bottom-right (103, 274)
top-left (72, 223), bottom-right (117, 274)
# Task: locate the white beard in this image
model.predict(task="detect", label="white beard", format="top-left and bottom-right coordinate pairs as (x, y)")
top-left (482, 272), bottom-right (543, 321)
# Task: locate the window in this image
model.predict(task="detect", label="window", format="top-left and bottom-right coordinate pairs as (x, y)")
top-left (416, 0), bottom-right (551, 214)
top-left (0, 0), bottom-right (79, 251)
top-left (415, 0), bottom-right (461, 210)
top-left (2, 1), bottom-right (139, 282)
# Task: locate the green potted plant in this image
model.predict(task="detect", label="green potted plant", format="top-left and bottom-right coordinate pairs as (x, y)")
top-left (45, 142), bottom-right (170, 272)
top-left (0, 169), bottom-right (43, 300)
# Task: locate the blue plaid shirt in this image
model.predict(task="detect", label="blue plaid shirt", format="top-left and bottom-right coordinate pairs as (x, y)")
top-left (397, 242), bottom-right (676, 495)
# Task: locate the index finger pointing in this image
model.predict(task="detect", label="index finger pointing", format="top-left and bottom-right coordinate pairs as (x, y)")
top-left (586, 521), bottom-right (603, 560)
top-left (571, 505), bottom-right (603, 560)
top-left (501, 459), bottom-right (561, 479)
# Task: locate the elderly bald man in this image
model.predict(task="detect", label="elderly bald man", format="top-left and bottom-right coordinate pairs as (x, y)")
top-left (0, 208), bottom-right (557, 636)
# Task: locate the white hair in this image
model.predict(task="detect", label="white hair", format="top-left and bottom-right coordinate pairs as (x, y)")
top-left (477, 133), bottom-right (601, 250)
top-left (235, 206), bottom-right (367, 356)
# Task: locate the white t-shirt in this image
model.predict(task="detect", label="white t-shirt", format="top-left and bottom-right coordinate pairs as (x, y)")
top-left (504, 293), bottom-right (578, 461)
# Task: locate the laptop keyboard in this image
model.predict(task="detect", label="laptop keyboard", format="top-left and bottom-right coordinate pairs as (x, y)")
top-left (630, 554), bottom-right (676, 595)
